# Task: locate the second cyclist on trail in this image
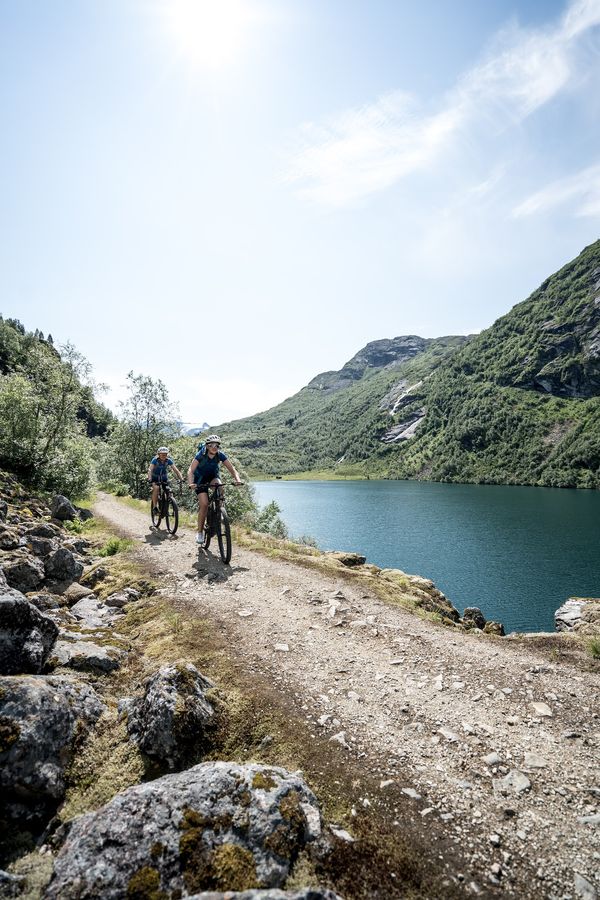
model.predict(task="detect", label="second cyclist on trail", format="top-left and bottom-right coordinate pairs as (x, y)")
top-left (187, 434), bottom-right (242, 546)
top-left (148, 447), bottom-right (184, 516)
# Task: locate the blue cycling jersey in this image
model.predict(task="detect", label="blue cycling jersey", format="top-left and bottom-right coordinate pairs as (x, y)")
top-left (150, 456), bottom-right (173, 482)
top-left (193, 449), bottom-right (227, 484)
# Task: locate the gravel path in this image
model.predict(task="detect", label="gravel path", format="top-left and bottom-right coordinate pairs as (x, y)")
top-left (95, 493), bottom-right (600, 899)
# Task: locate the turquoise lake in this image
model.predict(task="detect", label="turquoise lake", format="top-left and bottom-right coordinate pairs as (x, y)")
top-left (252, 480), bottom-right (600, 634)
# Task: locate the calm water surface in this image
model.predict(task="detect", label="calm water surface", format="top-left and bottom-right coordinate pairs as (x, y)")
top-left (252, 480), bottom-right (600, 633)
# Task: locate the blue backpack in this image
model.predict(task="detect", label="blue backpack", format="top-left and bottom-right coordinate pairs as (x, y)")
top-left (193, 443), bottom-right (210, 484)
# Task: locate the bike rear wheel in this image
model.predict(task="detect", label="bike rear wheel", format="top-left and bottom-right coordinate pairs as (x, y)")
top-left (165, 496), bottom-right (179, 534)
top-left (217, 508), bottom-right (232, 564)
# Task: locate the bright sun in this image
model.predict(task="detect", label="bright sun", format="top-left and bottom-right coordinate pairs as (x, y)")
top-left (164, 0), bottom-right (255, 70)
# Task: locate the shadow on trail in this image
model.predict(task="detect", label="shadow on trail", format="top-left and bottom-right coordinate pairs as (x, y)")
top-left (143, 528), bottom-right (180, 545)
top-left (189, 551), bottom-right (249, 585)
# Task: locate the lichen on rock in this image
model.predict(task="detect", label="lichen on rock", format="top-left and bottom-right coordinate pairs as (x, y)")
top-left (45, 762), bottom-right (321, 899)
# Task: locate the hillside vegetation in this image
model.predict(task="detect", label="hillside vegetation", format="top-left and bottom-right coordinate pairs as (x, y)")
top-left (0, 316), bottom-right (113, 496)
top-left (217, 336), bottom-right (469, 476)
top-left (217, 240), bottom-right (600, 488)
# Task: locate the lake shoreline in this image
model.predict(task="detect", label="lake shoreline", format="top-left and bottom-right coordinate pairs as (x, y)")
top-left (252, 479), bottom-right (600, 634)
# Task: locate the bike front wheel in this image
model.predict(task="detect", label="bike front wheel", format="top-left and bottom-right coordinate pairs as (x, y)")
top-left (203, 506), bottom-right (213, 550)
top-left (165, 496), bottom-right (179, 535)
top-left (151, 498), bottom-right (161, 528)
top-left (217, 508), bottom-right (232, 564)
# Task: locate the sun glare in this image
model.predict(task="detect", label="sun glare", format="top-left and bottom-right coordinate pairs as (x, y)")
top-left (164, 0), bottom-right (255, 70)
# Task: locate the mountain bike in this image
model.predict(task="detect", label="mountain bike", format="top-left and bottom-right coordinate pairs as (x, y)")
top-left (151, 480), bottom-right (181, 535)
top-left (202, 483), bottom-right (239, 564)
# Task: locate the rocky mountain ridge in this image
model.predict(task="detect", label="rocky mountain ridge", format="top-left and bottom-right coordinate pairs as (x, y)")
top-left (307, 336), bottom-right (437, 394)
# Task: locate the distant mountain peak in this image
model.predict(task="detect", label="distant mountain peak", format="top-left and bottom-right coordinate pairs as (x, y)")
top-left (308, 335), bottom-right (430, 393)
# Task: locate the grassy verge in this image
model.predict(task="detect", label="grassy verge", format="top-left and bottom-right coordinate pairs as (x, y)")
top-left (252, 470), bottom-right (369, 481)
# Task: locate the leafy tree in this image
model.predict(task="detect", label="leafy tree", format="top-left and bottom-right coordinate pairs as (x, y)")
top-left (99, 372), bottom-right (180, 497)
top-left (0, 339), bottom-right (97, 496)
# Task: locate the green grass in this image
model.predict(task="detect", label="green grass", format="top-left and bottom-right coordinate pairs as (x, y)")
top-left (588, 638), bottom-right (600, 659)
top-left (98, 536), bottom-right (133, 557)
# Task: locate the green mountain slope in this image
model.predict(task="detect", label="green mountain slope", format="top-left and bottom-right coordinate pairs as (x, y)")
top-left (217, 336), bottom-right (470, 476)
top-left (382, 239), bottom-right (600, 488)
top-left (219, 240), bottom-right (600, 489)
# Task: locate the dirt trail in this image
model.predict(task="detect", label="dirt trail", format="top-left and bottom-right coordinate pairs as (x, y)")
top-left (94, 493), bottom-right (600, 899)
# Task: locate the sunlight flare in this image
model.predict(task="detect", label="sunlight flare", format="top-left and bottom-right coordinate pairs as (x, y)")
top-left (163, 0), bottom-right (256, 70)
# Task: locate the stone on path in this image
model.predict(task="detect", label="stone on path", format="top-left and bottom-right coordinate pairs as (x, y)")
top-left (483, 752), bottom-right (501, 766)
top-left (530, 702), bottom-right (553, 718)
top-left (523, 752), bottom-right (547, 769)
top-left (493, 770), bottom-right (531, 795)
top-left (574, 873), bottom-right (598, 900)
top-left (439, 727), bottom-right (460, 742)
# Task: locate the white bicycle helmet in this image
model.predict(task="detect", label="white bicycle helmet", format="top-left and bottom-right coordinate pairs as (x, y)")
top-left (206, 435), bottom-right (221, 445)
top-left (157, 446), bottom-right (169, 454)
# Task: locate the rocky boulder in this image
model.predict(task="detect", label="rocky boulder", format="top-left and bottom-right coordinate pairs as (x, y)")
top-left (105, 588), bottom-right (139, 608)
top-left (555, 597), bottom-right (600, 636)
top-left (462, 607), bottom-right (486, 630)
top-left (0, 593), bottom-right (59, 674)
top-left (125, 663), bottom-right (215, 767)
top-left (483, 621), bottom-right (506, 636)
top-left (0, 528), bottom-right (20, 551)
top-left (80, 564), bottom-right (109, 589)
top-left (61, 582), bottom-right (96, 606)
top-left (27, 592), bottom-right (61, 612)
top-left (45, 762), bottom-right (322, 899)
top-left (0, 675), bottom-right (105, 823)
top-left (69, 595), bottom-right (123, 627)
top-left (47, 640), bottom-right (125, 674)
top-left (19, 534), bottom-right (57, 558)
top-left (0, 869), bottom-right (26, 897)
top-left (1, 550), bottom-right (45, 593)
top-left (26, 522), bottom-right (61, 539)
top-left (44, 548), bottom-right (84, 583)
top-left (62, 537), bottom-right (90, 556)
top-left (50, 495), bottom-right (77, 521)
top-left (326, 552), bottom-right (366, 568)
top-left (379, 569), bottom-right (460, 623)
top-left (0, 499), bottom-right (8, 522)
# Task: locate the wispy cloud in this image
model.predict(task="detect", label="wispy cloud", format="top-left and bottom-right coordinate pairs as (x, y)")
top-left (285, 0), bottom-right (600, 208)
top-left (512, 161), bottom-right (600, 218)
top-left (285, 93), bottom-right (463, 207)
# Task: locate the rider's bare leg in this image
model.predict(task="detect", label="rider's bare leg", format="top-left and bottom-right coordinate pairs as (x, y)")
top-left (197, 491), bottom-right (208, 533)
top-left (197, 479), bottom-right (221, 533)
top-left (151, 483), bottom-right (159, 510)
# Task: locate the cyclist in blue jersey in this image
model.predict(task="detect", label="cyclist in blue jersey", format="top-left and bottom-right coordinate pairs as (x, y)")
top-left (187, 434), bottom-right (241, 545)
top-left (148, 447), bottom-right (184, 516)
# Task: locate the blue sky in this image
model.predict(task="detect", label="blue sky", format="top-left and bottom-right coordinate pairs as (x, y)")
top-left (1, 0), bottom-right (599, 426)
